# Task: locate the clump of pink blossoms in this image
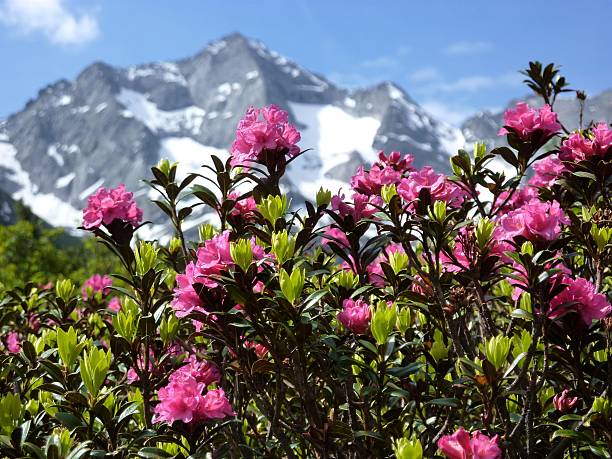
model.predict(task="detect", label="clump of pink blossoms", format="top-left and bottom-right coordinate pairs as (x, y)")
top-left (226, 191), bottom-right (257, 218)
top-left (82, 274), bottom-right (112, 300)
top-left (498, 102), bottom-right (561, 141)
top-left (5, 332), bottom-right (21, 354)
top-left (331, 192), bottom-right (383, 221)
top-left (171, 231), bottom-right (267, 317)
top-left (350, 151), bottom-right (414, 195)
top-left (553, 389), bottom-right (579, 413)
top-left (108, 297), bottom-right (122, 312)
top-left (437, 427), bottom-right (501, 459)
top-left (367, 243), bottom-right (406, 286)
top-left (397, 166), bottom-right (468, 209)
top-left (549, 276), bottom-right (611, 325)
top-left (230, 105), bottom-right (301, 166)
top-left (499, 199), bottom-right (568, 242)
top-left (82, 184), bottom-right (143, 229)
top-left (559, 123), bottom-right (612, 162)
top-left (154, 356), bottom-right (231, 425)
top-left (337, 298), bottom-right (372, 335)
top-left (529, 155), bottom-right (566, 187)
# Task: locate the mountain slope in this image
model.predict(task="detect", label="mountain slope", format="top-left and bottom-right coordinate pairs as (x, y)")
top-left (0, 32), bottom-right (466, 235)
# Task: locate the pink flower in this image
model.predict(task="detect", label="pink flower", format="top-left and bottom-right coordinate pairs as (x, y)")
top-left (560, 123), bottom-right (612, 162)
top-left (397, 167), bottom-right (468, 209)
top-left (337, 298), bottom-right (372, 334)
top-left (350, 164), bottom-right (403, 195)
top-left (549, 276), bottom-right (611, 325)
top-left (367, 243), bottom-right (406, 286)
top-left (171, 355), bottom-right (221, 386)
top-left (494, 186), bottom-right (539, 214)
top-left (82, 184), bottom-right (143, 229)
top-left (199, 388), bottom-right (235, 420)
top-left (171, 262), bottom-right (207, 318)
top-left (331, 192), bottom-right (383, 221)
top-left (529, 155), bottom-right (566, 187)
top-left (194, 231), bottom-right (234, 288)
top-left (438, 427), bottom-right (501, 459)
top-left (377, 150), bottom-right (414, 172)
top-left (498, 102), bottom-right (561, 141)
top-left (6, 332), bottom-right (21, 354)
top-left (500, 199), bottom-right (568, 242)
top-left (108, 297), bottom-right (122, 312)
top-left (230, 105), bottom-right (301, 166)
top-left (154, 367), bottom-right (233, 425)
top-left (244, 340), bottom-right (269, 359)
top-left (321, 227), bottom-right (350, 248)
top-left (226, 191), bottom-right (257, 218)
top-left (553, 389), bottom-right (579, 412)
top-left (442, 226), bottom-right (507, 273)
top-left (82, 274), bottom-right (112, 300)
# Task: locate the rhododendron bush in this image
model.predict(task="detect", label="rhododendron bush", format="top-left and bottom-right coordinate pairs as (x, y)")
top-left (1, 62), bottom-right (611, 458)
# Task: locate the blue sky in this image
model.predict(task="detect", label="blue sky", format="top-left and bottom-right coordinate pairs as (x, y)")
top-left (1, 0), bottom-right (611, 125)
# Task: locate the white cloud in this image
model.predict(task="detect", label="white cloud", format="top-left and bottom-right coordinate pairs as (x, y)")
top-left (444, 41), bottom-right (493, 55)
top-left (409, 66), bottom-right (442, 83)
top-left (421, 100), bottom-right (476, 126)
top-left (362, 55), bottom-right (397, 69)
top-left (426, 72), bottom-right (522, 93)
top-left (0, 0), bottom-right (99, 45)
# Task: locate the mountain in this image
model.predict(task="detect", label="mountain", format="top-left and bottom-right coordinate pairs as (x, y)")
top-left (462, 89), bottom-right (612, 146)
top-left (0, 32), bottom-right (466, 236)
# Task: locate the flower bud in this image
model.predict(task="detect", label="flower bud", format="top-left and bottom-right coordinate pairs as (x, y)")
top-left (484, 335), bottom-right (512, 370)
top-left (198, 223), bottom-right (216, 242)
top-left (335, 270), bottom-right (357, 289)
top-left (396, 307), bottom-right (412, 333)
top-left (271, 230), bottom-right (296, 265)
top-left (393, 435), bottom-right (423, 459)
top-left (381, 184), bottom-right (397, 204)
top-left (475, 218), bottom-right (495, 250)
top-left (553, 389), bottom-right (578, 413)
top-left (135, 241), bottom-right (159, 275)
top-left (316, 187), bottom-right (332, 207)
top-left (520, 241), bottom-right (534, 256)
top-left (230, 239), bottom-right (253, 272)
top-left (279, 268), bottom-right (305, 304)
top-left (371, 300), bottom-right (397, 345)
top-left (168, 237), bottom-right (182, 254)
top-left (429, 200), bottom-right (447, 222)
top-left (258, 195), bottom-right (290, 224)
top-left (388, 250), bottom-right (409, 274)
top-left (473, 142), bottom-right (487, 161)
top-left (55, 279), bottom-right (75, 302)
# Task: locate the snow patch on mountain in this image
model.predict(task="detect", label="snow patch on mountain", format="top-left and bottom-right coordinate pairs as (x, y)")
top-left (288, 102), bottom-right (380, 196)
top-left (1, 141), bottom-right (81, 228)
top-left (116, 89), bottom-right (206, 134)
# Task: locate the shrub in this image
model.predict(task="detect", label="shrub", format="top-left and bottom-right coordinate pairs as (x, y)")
top-left (0, 62), bottom-right (611, 458)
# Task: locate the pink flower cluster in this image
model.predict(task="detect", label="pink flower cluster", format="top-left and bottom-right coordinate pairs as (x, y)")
top-left (549, 276), bottom-right (611, 325)
top-left (441, 226), bottom-right (507, 273)
top-left (397, 166), bottom-right (467, 209)
top-left (498, 102), bottom-right (561, 141)
top-left (331, 192), bottom-right (383, 221)
top-left (529, 155), bottom-right (566, 187)
top-left (350, 151), bottom-right (413, 195)
top-left (553, 389), bottom-right (578, 413)
top-left (171, 231), bottom-right (266, 317)
top-left (154, 357), bottom-right (233, 425)
top-left (499, 199), bottom-right (568, 242)
top-left (367, 243), bottom-right (406, 286)
top-left (82, 274), bottom-right (112, 300)
top-left (337, 298), bottom-right (372, 335)
top-left (82, 184), bottom-right (143, 229)
top-left (230, 105), bottom-right (301, 166)
top-left (226, 191), bottom-right (257, 218)
top-left (559, 123), bottom-right (612, 162)
top-left (5, 332), bottom-right (21, 354)
top-left (438, 427), bottom-right (501, 459)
